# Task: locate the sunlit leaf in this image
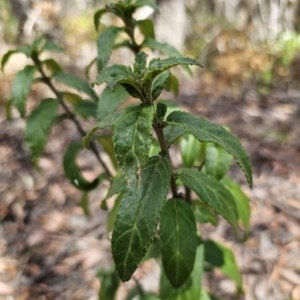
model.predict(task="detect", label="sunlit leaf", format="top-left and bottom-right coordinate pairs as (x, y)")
top-left (180, 134), bottom-right (201, 168)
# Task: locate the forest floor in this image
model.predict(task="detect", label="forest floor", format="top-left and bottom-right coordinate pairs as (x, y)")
top-left (1, 49), bottom-right (300, 300)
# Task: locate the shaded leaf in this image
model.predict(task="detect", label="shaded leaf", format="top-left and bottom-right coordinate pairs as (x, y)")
top-left (144, 57), bottom-right (202, 84)
top-left (204, 240), bottom-right (243, 293)
top-left (134, 0), bottom-right (159, 12)
top-left (52, 72), bottom-right (98, 101)
top-left (12, 65), bottom-right (37, 117)
top-left (112, 156), bottom-right (171, 281)
top-left (142, 38), bottom-right (193, 75)
top-left (63, 141), bottom-right (101, 191)
top-left (134, 52), bottom-right (148, 76)
top-left (94, 65), bottom-right (142, 99)
top-left (5, 99), bottom-right (13, 120)
top-left (160, 244), bottom-right (204, 300)
top-left (143, 237), bottom-right (161, 261)
top-left (107, 193), bottom-right (124, 232)
top-left (25, 98), bottom-right (59, 161)
top-left (97, 269), bottom-right (120, 300)
top-left (221, 177), bottom-right (251, 233)
top-left (63, 92), bottom-right (82, 105)
top-left (74, 100), bottom-right (97, 118)
top-left (167, 111), bottom-right (253, 188)
top-left (164, 126), bottom-right (186, 147)
top-left (177, 169), bottom-right (238, 230)
top-left (43, 58), bottom-right (63, 73)
top-left (97, 27), bottom-right (123, 72)
top-left (84, 110), bottom-right (124, 148)
top-left (193, 200), bottom-right (218, 226)
top-left (97, 135), bottom-right (119, 169)
top-left (80, 192), bottom-right (90, 216)
top-left (98, 84), bottom-right (128, 121)
top-left (113, 104), bottom-right (153, 179)
top-left (180, 134), bottom-right (201, 168)
top-left (94, 9), bottom-right (108, 31)
top-left (42, 41), bottom-right (64, 53)
top-left (137, 19), bottom-right (155, 39)
top-left (1, 50), bottom-right (17, 72)
top-left (152, 70), bottom-right (171, 100)
top-left (103, 174), bottom-right (127, 202)
top-left (160, 198), bottom-right (198, 288)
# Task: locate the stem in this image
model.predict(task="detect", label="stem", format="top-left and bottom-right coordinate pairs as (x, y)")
top-left (184, 185), bottom-right (191, 204)
top-left (31, 55), bottom-right (112, 179)
top-left (153, 122), bottom-right (178, 198)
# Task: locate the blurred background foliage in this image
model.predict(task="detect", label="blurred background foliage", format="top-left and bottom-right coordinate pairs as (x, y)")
top-left (1, 0), bottom-right (300, 96)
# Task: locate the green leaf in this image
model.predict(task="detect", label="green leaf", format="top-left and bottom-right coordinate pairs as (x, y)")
top-left (177, 169), bottom-right (238, 230)
top-left (97, 135), bottom-right (119, 169)
top-left (221, 177), bottom-right (250, 233)
top-left (144, 57), bottom-right (202, 84)
top-left (43, 58), bottom-right (63, 73)
top-left (74, 100), bottom-right (97, 118)
top-left (52, 71), bottom-right (98, 101)
top-left (204, 143), bottom-right (232, 180)
top-left (201, 290), bottom-right (222, 300)
top-left (113, 104), bottom-right (153, 179)
top-left (152, 70), bottom-right (171, 101)
top-left (134, 52), bottom-right (148, 76)
top-left (193, 201), bottom-right (218, 226)
top-left (94, 9), bottom-right (108, 31)
top-left (137, 19), bottom-right (155, 39)
top-left (5, 99), bottom-right (13, 120)
top-left (97, 27), bottom-right (123, 72)
top-left (97, 269), bottom-right (120, 300)
top-left (160, 198), bottom-right (198, 288)
top-left (25, 98), bottom-right (59, 161)
top-left (80, 192), bottom-right (90, 216)
top-left (1, 50), bottom-right (17, 72)
top-left (93, 65), bottom-right (142, 99)
top-left (17, 44), bottom-right (32, 57)
top-left (84, 110), bottom-right (123, 148)
top-left (167, 111), bottom-right (253, 188)
top-left (141, 38), bottom-right (193, 75)
top-left (103, 174), bottom-right (127, 202)
top-left (97, 85), bottom-right (128, 121)
top-left (12, 65), bottom-right (37, 117)
top-left (63, 92), bottom-right (82, 105)
top-left (63, 141), bottom-right (101, 191)
top-left (41, 41), bottom-right (64, 53)
top-left (143, 237), bottom-right (161, 261)
top-left (180, 134), bottom-right (201, 168)
top-left (160, 244), bottom-right (204, 300)
top-left (134, 0), bottom-right (159, 12)
top-left (112, 156), bottom-right (171, 281)
top-left (107, 193), bottom-right (124, 232)
top-left (170, 74), bottom-right (179, 97)
top-left (164, 126), bottom-right (186, 147)
top-left (204, 240), bottom-right (243, 293)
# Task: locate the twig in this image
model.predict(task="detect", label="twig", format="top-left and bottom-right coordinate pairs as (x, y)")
top-left (31, 55), bottom-right (112, 178)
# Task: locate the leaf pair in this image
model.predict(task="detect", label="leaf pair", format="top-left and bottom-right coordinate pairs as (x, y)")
top-left (93, 53), bottom-right (202, 103)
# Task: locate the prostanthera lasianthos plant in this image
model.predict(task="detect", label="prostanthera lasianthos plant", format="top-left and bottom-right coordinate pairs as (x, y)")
top-left (2, 0), bottom-right (252, 299)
